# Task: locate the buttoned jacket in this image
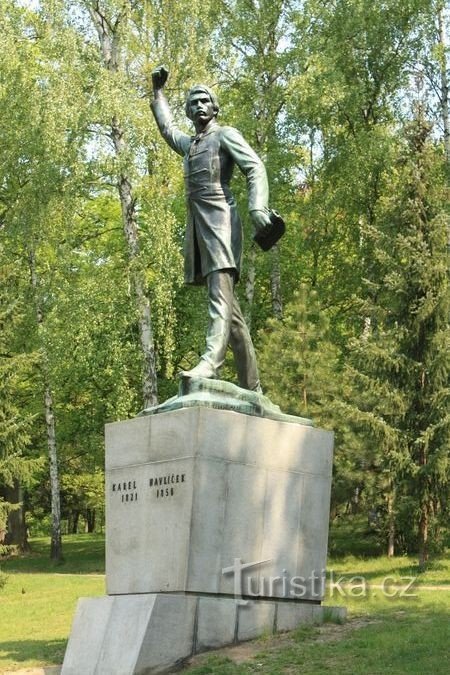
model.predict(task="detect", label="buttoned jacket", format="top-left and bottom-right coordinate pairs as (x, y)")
top-left (151, 95), bottom-right (269, 284)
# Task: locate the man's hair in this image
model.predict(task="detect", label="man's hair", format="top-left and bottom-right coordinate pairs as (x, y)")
top-left (185, 84), bottom-right (220, 120)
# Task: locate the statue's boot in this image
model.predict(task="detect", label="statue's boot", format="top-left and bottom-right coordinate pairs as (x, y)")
top-left (180, 359), bottom-right (217, 379)
top-left (181, 270), bottom-right (261, 393)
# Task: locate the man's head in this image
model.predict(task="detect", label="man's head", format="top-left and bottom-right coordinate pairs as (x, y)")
top-left (186, 84), bottom-right (219, 128)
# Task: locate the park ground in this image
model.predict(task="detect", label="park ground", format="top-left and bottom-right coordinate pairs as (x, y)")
top-left (0, 521), bottom-right (449, 674)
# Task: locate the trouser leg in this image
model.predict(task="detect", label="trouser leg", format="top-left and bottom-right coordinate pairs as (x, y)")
top-left (229, 295), bottom-right (261, 392)
top-left (183, 269), bottom-right (261, 392)
top-left (201, 269), bottom-right (234, 372)
top-left (205, 269), bottom-right (261, 391)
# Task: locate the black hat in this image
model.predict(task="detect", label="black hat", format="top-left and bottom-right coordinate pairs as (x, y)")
top-left (253, 210), bottom-right (285, 251)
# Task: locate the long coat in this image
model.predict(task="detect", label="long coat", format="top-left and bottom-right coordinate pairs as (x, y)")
top-left (151, 95), bottom-right (269, 285)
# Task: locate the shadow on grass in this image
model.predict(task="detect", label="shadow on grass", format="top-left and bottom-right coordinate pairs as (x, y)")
top-left (1, 534), bottom-right (105, 574)
top-left (0, 638), bottom-right (66, 666)
top-left (328, 515), bottom-right (383, 558)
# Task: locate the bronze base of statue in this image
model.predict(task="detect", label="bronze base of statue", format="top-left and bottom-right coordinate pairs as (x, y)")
top-left (139, 376), bottom-right (313, 427)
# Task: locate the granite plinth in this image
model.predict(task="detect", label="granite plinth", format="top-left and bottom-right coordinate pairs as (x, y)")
top-left (105, 406), bottom-right (333, 602)
top-left (62, 593), bottom-right (346, 675)
top-left (63, 403), bottom-right (339, 673)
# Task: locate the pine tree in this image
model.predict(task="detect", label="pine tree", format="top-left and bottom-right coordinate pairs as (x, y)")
top-left (0, 251), bottom-right (39, 554)
top-left (258, 285), bottom-right (340, 423)
top-left (340, 119), bottom-right (449, 562)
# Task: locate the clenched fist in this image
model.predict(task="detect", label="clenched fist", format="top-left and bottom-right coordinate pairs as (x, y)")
top-left (152, 65), bottom-right (169, 93)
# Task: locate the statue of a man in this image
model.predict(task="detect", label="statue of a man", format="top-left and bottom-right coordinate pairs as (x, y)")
top-left (151, 66), bottom-right (272, 392)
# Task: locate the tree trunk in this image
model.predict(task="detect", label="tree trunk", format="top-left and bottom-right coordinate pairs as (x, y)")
top-left (89, 4), bottom-right (158, 409)
top-left (387, 491), bottom-right (395, 557)
top-left (85, 509), bottom-right (96, 533)
top-left (69, 510), bottom-right (80, 535)
top-left (29, 249), bottom-right (63, 563)
top-left (438, 5), bottom-right (450, 165)
top-left (44, 384), bottom-right (63, 562)
top-left (244, 246), bottom-right (257, 329)
top-left (418, 504), bottom-right (429, 569)
top-left (111, 116), bottom-right (158, 408)
top-left (0, 482), bottom-right (30, 552)
top-left (270, 244), bottom-right (283, 319)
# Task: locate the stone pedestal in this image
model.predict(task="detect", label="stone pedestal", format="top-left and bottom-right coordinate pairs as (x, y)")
top-left (62, 594), bottom-right (345, 675)
top-left (105, 408), bottom-right (332, 601)
top-left (63, 404), bottom-right (343, 674)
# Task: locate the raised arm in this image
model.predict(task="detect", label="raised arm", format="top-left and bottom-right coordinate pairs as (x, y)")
top-left (151, 66), bottom-right (190, 157)
top-left (220, 126), bottom-right (271, 231)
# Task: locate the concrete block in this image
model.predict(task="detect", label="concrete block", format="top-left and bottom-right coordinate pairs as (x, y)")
top-left (237, 601), bottom-right (275, 642)
top-left (276, 603), bottom-right (314, 631)
top-left (62, 594), bottom-right (197, 675)
top-left (196, 407), bottom-right (248, 464)
top-left (218, 463), bottom-right (267, 596)
top-left (62, 595), bottom-right (157, 674)
top-left (186, 458), bottom-right (228, 593)
top-left (105, 407), bottom-right (334, 602)
top-left (311, 604), bottom-right (347, 624)
top-left (106, 457), bottom-right (193, 595)
top-left (325, 606), bottom-right (347, 622)
top-left (62, 597), bottom-right (115, 675)
top-left (135, 594), bottom-right (197, 673)
top-left (105, 416), bottom-right (152, 471)
top-left (259, 470), bottom-right (303, 597)
top-left (244, 415), bottom-right (333, 475)
top-left (63, 593), bottom-right (346, 672)
top-left (196, 597), bottom-right (237, 650)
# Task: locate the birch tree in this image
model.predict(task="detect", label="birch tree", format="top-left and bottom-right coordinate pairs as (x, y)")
top-left (82, 0), bottom-right (159, 408)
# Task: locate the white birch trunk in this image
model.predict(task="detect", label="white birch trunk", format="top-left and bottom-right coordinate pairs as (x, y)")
top-left (29, 250), bottom-right (63, 562)
top-left (270, 244), bottom-right (283, 319)
top-left (244, 245), bottom-right (257, 329)
top-left (44, 384), bottom-right (63, 561)
top-left (438, 6), bottom-right (450, 165)
top-left (89, 3), bottom-right (158, 408)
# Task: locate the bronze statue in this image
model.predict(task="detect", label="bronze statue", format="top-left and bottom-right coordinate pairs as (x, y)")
top-left (151, 66), bottom-right (273, 392)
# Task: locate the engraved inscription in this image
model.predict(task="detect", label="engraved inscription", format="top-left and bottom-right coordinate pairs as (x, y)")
top-left (111, 479), bottom-right (138, 504)
top-left (149, 473), bottom-right (186, 499)
top-left (110, 472), bottom-right (187, 503)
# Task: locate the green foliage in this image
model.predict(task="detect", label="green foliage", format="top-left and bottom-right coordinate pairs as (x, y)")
top-left (258, 286), bottom-right (340, 423)
top-left (0, 0), bottom-right (448, 561)
top-left (338, 119), bottom-right (449, 554)
top-left (60, 470), bottom-right (105, 531)
top-left (0, 246), bottom-right (41, 546)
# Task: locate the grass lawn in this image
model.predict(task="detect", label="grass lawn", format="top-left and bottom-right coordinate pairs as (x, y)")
top-left (184, 577), bottom-right (450, 674)
top-left (0, 533), bottom-right (449, 673)
top-left (0, 534), bottom-right (105, 671)
top-left (1, 533), bottom-right (105, 575)
top-left (184, 588), bottom-right (450, 674)
top-left (0, 573), bottom-right (104, 670)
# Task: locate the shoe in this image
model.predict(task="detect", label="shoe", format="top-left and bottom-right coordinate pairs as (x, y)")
top-left (179, 359), bottom-right (217, 380)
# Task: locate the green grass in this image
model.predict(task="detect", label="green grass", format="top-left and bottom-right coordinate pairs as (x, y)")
top-left (0, 573), bottom-right (105, 670)
top-left (1, 534), bottom-right (449, 673)
top-left (1, 533), bottom-right (105, 574)
top-left (0, 534), bottom-right (105, 671)
top-left (184, 590), bottom-right (450, 674)
top-left (327, 552), bottom-right (450, 588)
top-left (328, 514), bottom-right (384, 558)
top-left (184, 546), bottom-right (450, 674)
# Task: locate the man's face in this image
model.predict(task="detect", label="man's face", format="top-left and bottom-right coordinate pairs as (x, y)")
top-left (188, 91), bottom-right (216, 128)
